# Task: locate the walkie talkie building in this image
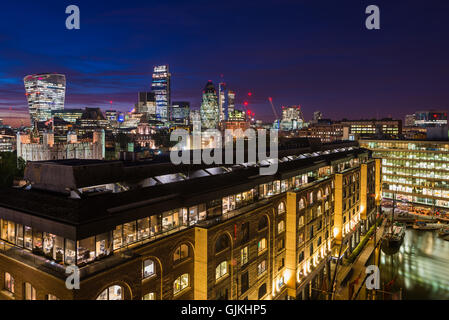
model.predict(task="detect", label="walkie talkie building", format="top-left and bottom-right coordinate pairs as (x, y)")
top-left (24, 73), bottom-right (66, 127)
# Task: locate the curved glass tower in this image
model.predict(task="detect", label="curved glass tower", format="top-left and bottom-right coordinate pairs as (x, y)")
top-left (200, 81), bottom-right (219, 130)
top-left (24, 73), bottom-right (66, 127)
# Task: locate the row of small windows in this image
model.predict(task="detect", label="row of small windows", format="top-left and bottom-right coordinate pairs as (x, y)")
top-left (3, 273), bottom-right (58, 300)
top-left (97, 273), bottom-right (192, 300)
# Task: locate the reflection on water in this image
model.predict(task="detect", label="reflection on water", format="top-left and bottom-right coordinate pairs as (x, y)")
top-left (380, 229), bottom-right (449, 300)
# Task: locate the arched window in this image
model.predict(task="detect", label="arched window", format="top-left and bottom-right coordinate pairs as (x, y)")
top-left (24, 282), bottom-right (36, 300)
top-left (215, 234), bottom-right (230, 253)
top-left (258, 216), bottom-right (268, 230)
top-left (277, 221), bottom-right (285, 234)
top-left (97, 285), bottom-right (123, 300)
top-left (325, 201), bottom-right (329, 211)
top-left (317, 190), bottom-right (322, 200)
top-left (258, 283), bottom-right (267, 299)
top-left (173, 274), bottom-right (190, 295)
top-left (258, 238), bottom-right (267, 253)
top-left (173, 244), bottom-right (189, 263)
top-left (317, 206), bottom-right (322, 216)
top-left (143, 259), bottom-right (155, 278)
top-left (143, 292), bottom-right (155, 300)
top-left (278, 202), bottom-right (286, 214)
top-left (215, 261), bottom-right (228, 280)
top-left (4, 272), bottom-right (14, 293)
top-left (298, 199), bottom-right (305, 210)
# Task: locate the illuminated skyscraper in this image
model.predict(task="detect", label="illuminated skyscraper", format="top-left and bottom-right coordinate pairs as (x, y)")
top-left (218, 82), bottom-right (227, 122)
top-left (227, 90), bottom-right (235, 116)
top-left (24, 73), bottom-right (66, 127)
top-left (151, 65), bottom-right (171, 122)
top-left (171, 101), bottom-right (190, 125)
top-left (200, 81), bottom-right (220, 129)
top-left (137, 92), bottom-right (156, 118)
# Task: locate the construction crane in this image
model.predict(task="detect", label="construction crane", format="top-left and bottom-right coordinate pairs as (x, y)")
top-left (268, 97), bottom-right (280, 120)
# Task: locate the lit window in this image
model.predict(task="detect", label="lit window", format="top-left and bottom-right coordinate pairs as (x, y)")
top-left (215, 261), bottom-right (228, 280)
top-left (143, 259), bottom-right (155, 278)
top-left (4, 272), bottom-right (14, 294)
top-left (97, 285), bottom-right (123, 300)
top-left (240, 246), bottom-right (249, 266)
top-left (258, 238), bottom-right (267, 253)
top-left (278, 221), bottom-right (285, 234)
top-left (258, 260), bottom-right (267, 275)
top-left (24, 282), bottom-right (36, 300)
top-left (173, 244), bottom-right (189, 263)
top-left (143, 292), bottom-right (155, 300)
top-left (47, 294), bottom-right (59, 300)
top-left (173, 274), bottom-right (190, 295)
top-left (278, 202), bottom-right (286, 214)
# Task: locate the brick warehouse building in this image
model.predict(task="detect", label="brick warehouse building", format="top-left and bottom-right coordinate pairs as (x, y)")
top-left (0, 141), bottom-right (381, 300)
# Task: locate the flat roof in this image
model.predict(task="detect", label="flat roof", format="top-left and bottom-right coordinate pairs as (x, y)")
top-left (0, 144), bottom-right (368, 239)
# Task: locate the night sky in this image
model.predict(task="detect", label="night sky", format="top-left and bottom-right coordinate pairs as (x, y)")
top-left (1, 0), bottom-right (449, 126)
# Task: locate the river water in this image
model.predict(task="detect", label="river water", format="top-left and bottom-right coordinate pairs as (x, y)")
top-left (379, 228), bottom-right (449, 300)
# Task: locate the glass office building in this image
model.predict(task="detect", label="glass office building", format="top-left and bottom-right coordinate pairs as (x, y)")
top-left (200, 81), bottom-right (220, 129)
top-left (360, 139), bottom-right (449, 210)
top-left (24, 74), bottom-right (66, 126)
top-left (151, 65), bottom-right (171, 122)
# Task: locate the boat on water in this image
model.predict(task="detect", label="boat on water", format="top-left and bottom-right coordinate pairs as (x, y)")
top-left (413, 220), bottom-right (441, 231)
top-left (438, 226), bottom-right (449, 237)
top-left (381, 223), bottom-right (406, 255)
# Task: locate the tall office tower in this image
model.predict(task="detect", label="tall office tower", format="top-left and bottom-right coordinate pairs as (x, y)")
top-left (227, 90), bottom-right (236, 116)
top-left (137, 92), bottom-right (156, 118)
top-left (200, 81), bottom-right (220, 129)
top-left (218, 82), bottom-right (227, 122)
top-left (24, 74), bottom-right (66, 127)
top-left (171, 101), bottom-right (190, 125)
top-left (151, 65), bottom-right (171, 122)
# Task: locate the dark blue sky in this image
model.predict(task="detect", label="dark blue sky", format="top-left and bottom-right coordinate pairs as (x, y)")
top-left (1, 0), bottom-right (449, 125)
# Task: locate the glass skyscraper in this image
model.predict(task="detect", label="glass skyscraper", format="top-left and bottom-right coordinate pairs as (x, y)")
top-left (24, 73), bottom-right (66, 127)
top-left (200, 81), bottom-right (219, 129)
top-left (151, 65), bottom-right (171, 122)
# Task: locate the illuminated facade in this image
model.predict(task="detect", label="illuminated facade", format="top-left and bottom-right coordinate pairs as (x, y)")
top-left (24, 74), bottom-right (66, 126)
top-left (16, 130), bottom-right (105, 162)
top-left (151, 65), bottom-right (171, 122)
top-left (0, 142), bottom-right (380, 300)
top-left (227, 90), bottom-right (236, 116)
top-left (414, 110), bottom-right (448, 127)
top-left (341, 119), bottom-right (401, 138)
top-left (52, 109), bottom-right (83, 124)
top-left (137, 92), bottom-right (156, 118)
top-left (171, 101), bottom-right (190, 125)
top-left (359, 139), bottom-right (449, 210)
top-left (200, 81), bottom-right (220, 129)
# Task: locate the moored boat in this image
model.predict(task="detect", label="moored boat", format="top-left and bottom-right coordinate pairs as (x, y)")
top-left (438, 226), bottom-right (449, 237)
top-left (413, 221), bottom-right (441, 231)
top-left (381, 224), bottom-right (406, 255)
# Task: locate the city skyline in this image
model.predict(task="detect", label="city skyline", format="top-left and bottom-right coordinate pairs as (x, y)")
top-left (1, 0), bottom-right (449, 127)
